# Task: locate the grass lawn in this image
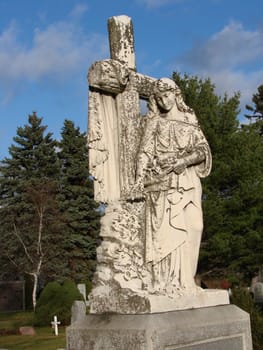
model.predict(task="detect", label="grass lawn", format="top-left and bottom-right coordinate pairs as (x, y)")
top-left (0, 312), bottom-right (66, 350)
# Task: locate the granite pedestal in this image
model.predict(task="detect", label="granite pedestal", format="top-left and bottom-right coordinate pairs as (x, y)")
top-left (66, 304), bottom-right (252, 350)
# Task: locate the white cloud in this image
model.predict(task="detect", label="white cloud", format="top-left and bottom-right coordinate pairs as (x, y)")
top-left (176, 21), bottom-right (263, 112)
top-left (182, 22), bottom-right (263, 71)
top-left (208, 69), bottom-right (263, 111)
top-left (69, 3), bottom-right (89, 18)
top-left (0, 15), bottom-right (107, 104)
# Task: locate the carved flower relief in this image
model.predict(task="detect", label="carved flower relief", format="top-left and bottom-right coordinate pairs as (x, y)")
top-left (95, 204), bottom-right (145, 286)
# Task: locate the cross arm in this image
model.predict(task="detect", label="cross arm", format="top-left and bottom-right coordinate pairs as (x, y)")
top-left (88, 59), bottom-right (156, 100)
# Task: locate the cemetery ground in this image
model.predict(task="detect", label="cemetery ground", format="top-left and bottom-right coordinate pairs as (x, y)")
top-left (0, 311), bottom-right (66, 350)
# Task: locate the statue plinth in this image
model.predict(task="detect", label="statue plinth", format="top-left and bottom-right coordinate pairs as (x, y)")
top-left (67, 305), bottom-right (252, 350)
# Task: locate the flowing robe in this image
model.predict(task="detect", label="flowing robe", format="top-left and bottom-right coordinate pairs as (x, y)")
top-left (139, 113), bottom-right (212, 292)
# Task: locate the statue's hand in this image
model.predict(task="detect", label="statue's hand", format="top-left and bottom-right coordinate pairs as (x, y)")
top-left (158, 156), bottom-right (177, 174)
top-left (173, 158), bottom-right (187, 174)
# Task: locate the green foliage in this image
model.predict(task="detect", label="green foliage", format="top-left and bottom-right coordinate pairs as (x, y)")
top-left (231, 289), bottom-right (263, 350)
top-left (0, 112), bottom-right (67, 306)
top-left (0, 114), bottom-right (100, 294)
top-left (57, 120), bottom-right (100, 283)
top-left (34, 280), bottom-right (84, 326)
top-left (246, 84), bottom-right (263, 122)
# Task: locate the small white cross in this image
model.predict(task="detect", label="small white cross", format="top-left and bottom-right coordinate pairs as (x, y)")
top-left (51, 315), bottom-right (61, 336)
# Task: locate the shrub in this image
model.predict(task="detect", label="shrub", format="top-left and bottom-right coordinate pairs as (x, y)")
top-left (33, 280), bottom-right (84, 326)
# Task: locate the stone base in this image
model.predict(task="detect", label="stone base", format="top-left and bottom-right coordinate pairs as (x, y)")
top-left (147, 289), bottom-right (229, 313)
top-left (89, 286), bottom-right (230, 314)
top-left (66, 305), bottom-right (252, 350)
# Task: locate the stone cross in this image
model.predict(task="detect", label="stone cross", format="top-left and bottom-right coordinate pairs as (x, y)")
top-left (87, 15), bottom-right (228, 315)
top-left (88, 15), bottom-right (155, 203)
top-left (51, 315), bottom-right (60, 336)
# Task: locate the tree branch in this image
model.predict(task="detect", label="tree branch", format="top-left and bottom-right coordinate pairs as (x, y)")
top-left (13, 223), bottom-right (34, 264)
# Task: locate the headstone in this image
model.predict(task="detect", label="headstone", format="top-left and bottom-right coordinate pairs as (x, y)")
top-left (77, 284), bottom-right (86, 301)
top-left (71, 300), bottom-right (86, 323)
top-left (67, 14), bottom-right (253, 350)
top-left (19, 326), bottom-right (35, 336)
top-left (254, 282), bottom-right (263, 303)
top-left (0, 281), bottom-right (25, 312)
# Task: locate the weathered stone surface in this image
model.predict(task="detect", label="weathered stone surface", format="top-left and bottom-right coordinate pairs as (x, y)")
top-left (67, 305), bottom-right (252, 350)
top-left (87, 15), bottom-right (229, 314)
top-left (90, 288), bottom-right (229, 314)
top-left (88, 60), bottom-right (129, 95)
top-left (19, 326), bottom-right (35, 336)
top-left (67, 14), bottom-right (253, 350)
top-left (77, 284), bottom-right (87, 303)
top-left (88, 61), bottom-right (155, 98)
top-left (71, 300), bottom-right (87, 323)
top-left (108, 15), bottom-right (136, 70)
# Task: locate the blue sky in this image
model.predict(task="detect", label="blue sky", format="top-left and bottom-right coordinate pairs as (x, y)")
top-left (0, 0), bottom-right (263, 159)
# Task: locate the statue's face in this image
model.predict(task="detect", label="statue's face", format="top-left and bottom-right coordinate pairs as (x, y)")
top-left (155, 90), bottom-right (176, 112)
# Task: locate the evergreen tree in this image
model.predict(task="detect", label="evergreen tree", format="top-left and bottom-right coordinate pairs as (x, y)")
top-left (0, 112), bottom-right (66, 308)
top-left (245, 84), bottom-right (263, 121)
top-left (57, 120), bottom-right (100, 283)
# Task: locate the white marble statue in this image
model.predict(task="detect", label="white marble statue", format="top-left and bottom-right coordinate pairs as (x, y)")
top-left (131, 78), bottom-right (211, 296)
top-left (88, 15), bottom-right (229, 314)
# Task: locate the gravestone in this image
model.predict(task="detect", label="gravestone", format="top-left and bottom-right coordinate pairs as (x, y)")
top-left (254, 282), bottom-right (263, 303)
top-left (77, 284), bottom-right (87, 302)
top-left (0, 281), bottom-right (25, 312)
top-left (71, 300), bottom-right (86, 323)
top-left (67, 15), bottom-right (253, 350)
top-left (19, 326), bottom-right (35, 336)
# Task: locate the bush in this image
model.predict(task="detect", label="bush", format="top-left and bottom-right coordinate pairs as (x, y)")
top-left (33, 280), bottom-right (84, 326)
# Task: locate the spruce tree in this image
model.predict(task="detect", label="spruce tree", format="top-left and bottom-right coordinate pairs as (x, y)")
top-left (57, 119), bottom-right (100, 283)
top-left (0, 112), bottom-right (65, 308)
top-left (245, 84), bottom-right (263, 121)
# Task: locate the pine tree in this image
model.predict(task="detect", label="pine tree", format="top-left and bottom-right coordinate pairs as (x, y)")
top-left (57, 120), bottom-right (100, 283)
top-left (245, 84), bottom-right (263, 121)
top-left (0, 112), bottom-right (65, 308)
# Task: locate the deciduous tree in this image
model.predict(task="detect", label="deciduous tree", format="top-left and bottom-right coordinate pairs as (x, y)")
top-left (0, 112), bottom-right (65, 308)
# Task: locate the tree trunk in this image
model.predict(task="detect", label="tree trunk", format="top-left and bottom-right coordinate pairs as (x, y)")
top-left (32, 273), bottom-right (38, 311)
top-left (31, 257), bottom-right (43, 311)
